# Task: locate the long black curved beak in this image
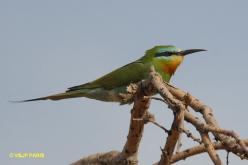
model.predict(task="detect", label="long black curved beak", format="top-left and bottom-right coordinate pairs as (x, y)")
top-left (178, 49), bottom-right (207, 56)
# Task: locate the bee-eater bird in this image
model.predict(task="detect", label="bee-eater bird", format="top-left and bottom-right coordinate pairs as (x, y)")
top-left (22, 45), bottom-right (206, 104)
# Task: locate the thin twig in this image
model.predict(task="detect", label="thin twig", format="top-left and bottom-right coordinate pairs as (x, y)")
top-left (226, 151), bottom-right (230, 165)
top-left (149, 120), bottom-right (169, 133)
top-left (181, 128), bottom-right (202, 144)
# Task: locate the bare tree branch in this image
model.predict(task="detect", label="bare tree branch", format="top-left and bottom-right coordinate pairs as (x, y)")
top-left (72, 67), bottom-right (248, 165)
top-left (170, 139), bottom-right (248, 164)
top-left (201, 133), bottom-right (222, 165)
top-left (119, 84), bottom-right (151, 164)
top-left (164, 83), bottom-right (248, 158)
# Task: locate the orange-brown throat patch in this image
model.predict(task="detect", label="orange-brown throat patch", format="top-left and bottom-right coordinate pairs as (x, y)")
top-left (162, 56), bottom-right (184, 75)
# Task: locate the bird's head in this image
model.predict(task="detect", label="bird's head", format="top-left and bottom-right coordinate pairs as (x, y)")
top-left (144, 45), bottom-right (206, 78)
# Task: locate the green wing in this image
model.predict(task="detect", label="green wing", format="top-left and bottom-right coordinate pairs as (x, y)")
top-left (67, 60), bottom-right (150, 91)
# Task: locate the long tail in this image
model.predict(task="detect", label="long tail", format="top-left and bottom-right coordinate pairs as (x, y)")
top-left (16, 90), bottom-right (85, 102)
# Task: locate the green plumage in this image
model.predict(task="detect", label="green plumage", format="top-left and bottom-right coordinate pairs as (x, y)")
top-left (21, 45), bottom-right (206, 104)
top-left (68, 45), bottom-right (180, 91)
top-left (68, 62), bottom-right (150, 91)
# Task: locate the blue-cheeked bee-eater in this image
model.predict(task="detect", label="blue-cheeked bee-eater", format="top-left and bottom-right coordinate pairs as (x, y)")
top-left (21, 45), bottom-right (206, 104)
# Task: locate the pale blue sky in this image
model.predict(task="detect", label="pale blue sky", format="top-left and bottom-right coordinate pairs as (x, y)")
top-left (1, 0), bottom-right (248, 165)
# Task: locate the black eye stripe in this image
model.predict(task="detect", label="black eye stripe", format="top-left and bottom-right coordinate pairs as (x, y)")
top-left (155, 52), bottom-right (172, 57)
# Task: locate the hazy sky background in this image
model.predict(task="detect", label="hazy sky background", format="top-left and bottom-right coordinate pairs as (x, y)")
top-left (1, 0), bottom-right (248, 164)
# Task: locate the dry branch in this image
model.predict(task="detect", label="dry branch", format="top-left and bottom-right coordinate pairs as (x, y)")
top-left (71, 81), bottom-right (151, 165)
top-left (119, 84), bottom-right (151, 164)
top-left (171, 139), bottom-right (248, 164)
top-left (163, 83), bottom-right (248, 159)
top-left (149, 71), bottom-right (186, 165)
top-left (72, 67), bottom-right (248, 165)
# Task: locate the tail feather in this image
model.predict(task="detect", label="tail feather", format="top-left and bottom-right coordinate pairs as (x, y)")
top-left (16, 91), bottom-right (85, 102)
top-left (21, 97), bottom-right (50, 102)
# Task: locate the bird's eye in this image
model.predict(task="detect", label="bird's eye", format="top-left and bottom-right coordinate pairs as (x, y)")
top-left (155, 52), bottom-right (172, 57)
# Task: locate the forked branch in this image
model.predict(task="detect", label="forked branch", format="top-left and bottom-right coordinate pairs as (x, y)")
top-left (72, 67), bottom-right (248, 165)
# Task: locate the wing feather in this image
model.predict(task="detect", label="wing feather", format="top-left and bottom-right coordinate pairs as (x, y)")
top-left (67, 61), bottom-right (150, 91)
